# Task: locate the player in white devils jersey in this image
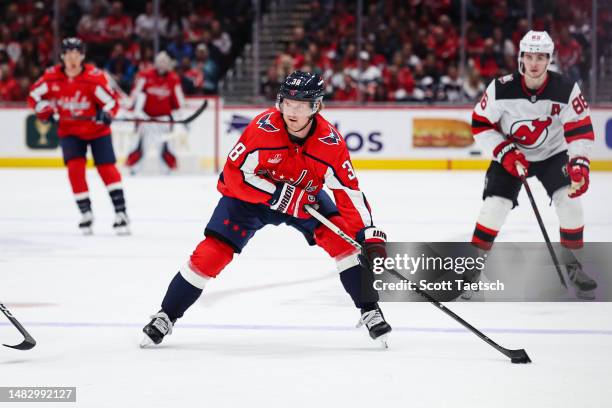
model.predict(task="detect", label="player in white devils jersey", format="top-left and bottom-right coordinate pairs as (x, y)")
top-left (469, 30), bottom-right (597, 299)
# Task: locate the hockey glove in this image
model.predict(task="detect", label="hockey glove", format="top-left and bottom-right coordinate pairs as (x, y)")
top-left (95, 109), bottom-right (113, 125)
top-left (567, 157), bottom-right (590, 198)
top-left (357, 226), bottom-right (388, 269)
top-left (268, 183), bottom-right (317, 219)
top-left (495, 141), bottom-right (529, 178)
top-left (35, 102), bottom-right (55, 123)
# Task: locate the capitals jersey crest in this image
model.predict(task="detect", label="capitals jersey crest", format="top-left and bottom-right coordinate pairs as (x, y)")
top-left (257, 113), bottom-right (279, 132)
top-left (319, 126), bottom-right (341, 145)
top-left (471, 71), bottom-right (594, 162)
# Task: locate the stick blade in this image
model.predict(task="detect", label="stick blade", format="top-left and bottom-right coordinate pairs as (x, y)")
top-left (509, 348), bottom-right (531, 364)
top-left (3, 337), bottom-right (36, 351)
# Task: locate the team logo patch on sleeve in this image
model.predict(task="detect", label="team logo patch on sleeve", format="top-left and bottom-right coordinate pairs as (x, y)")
top-left (257, 113), bottom-right (279, 132)
top-left (509, 117), bottom-right (552, 148)
top-left (319, 126), bottom-right (341, 145)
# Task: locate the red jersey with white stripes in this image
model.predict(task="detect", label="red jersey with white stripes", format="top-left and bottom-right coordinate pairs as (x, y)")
top-left (471, 71), bottom-right (594, 162)
top-left (131, 69), bottom-right (183, 117)
top-left (219, 109), bottom-right (373, 237)
top-left (28, 64), bottom-right (118, 140)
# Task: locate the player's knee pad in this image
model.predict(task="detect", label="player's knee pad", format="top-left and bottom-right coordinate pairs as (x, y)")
top-left (187, 237), bottom-right (235, 281)
top-left (314, 215), bottom-right (358, 261)
top-left (553, 188), bottom-right (584, 249)
top-left (96, 163), bottom-right (122, 187)
top-left (472, 196), bottom-right (513, 250)
top-left (66, 158), bottom-right (88, 194)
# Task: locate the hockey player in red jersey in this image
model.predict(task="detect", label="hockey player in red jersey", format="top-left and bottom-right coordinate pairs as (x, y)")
top-left (469, 31), bottom-right (596, 298)
top-left (141, 71), bottom-right (392, 347)
top-left (126, 51), bottom-right (184, 173)
top-left (28, 38), bottom-right (129, 235)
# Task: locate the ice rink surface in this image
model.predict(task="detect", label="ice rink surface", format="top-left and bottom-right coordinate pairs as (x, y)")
top-left (1, 169), bottom-right (611, 407)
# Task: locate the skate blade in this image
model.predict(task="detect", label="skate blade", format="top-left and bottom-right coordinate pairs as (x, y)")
top-left (575, 289), bottom-right (595, 300)
top-left (114, 226), bottom-right (131, 236)
top-left (80, 226), bottom-right (93, 235)
top-left (139, 334), bottom-right (155, 348)
top-left (377, 334), bottom-right (389, 350)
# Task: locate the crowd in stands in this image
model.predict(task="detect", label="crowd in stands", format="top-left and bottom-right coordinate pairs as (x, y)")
top-left (0, 0), bottom-right (252, 102)
top-left (263, 0), bottom-right (612, 102)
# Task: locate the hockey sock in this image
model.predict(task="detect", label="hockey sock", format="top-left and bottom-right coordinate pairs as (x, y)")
top-left (339, 264), bottom-right (379, 310)
top-left (67, 158), bottom-right (90, 213)
top-left (161, 142), bottom-right (177, 169)
top-left (553, 187), bottom-right (584, 250)
top-left (189, 237), bottom-right (234, 278)
top-left (471, 196), bottom-right (512, 250)
top-left (96, 164), bottom-right (126, 213)
top-left (161, 271), bottom-right (203, 321)
top-left (125, 136), bottom-right (144, 167)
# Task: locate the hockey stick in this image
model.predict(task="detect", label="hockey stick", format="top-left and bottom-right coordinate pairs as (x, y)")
top-left (517, 166), bottom-right (567, 288)
top-left (0, 303), bottom-right (36, 350)
top-left (69, 99), bottom-right (208, 125)
top-left (304, 205), bottom-right (532, 364)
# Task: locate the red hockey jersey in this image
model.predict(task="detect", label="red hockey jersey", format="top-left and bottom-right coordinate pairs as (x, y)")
top-left (219, 109), bottom-right (373, 238)
top-left (131, 69), bottom-right (184, 117)
top-left (28, 64), bottom-right (118, 140)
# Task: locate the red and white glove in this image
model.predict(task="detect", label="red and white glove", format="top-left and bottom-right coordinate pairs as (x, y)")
top-left (35, 101), bottom-right (55, 123)
top-left (567, 157), bottom-right (590, 198)
top-left (495, 141), bottom-right (529, 178)
top-left (357, 226), bottom-right (388, 266)
top-left (268, 183), bottom-right (317, 219)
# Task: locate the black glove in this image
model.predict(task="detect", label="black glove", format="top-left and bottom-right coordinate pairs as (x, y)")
top-left (95, 110), bottom-right (112, 125)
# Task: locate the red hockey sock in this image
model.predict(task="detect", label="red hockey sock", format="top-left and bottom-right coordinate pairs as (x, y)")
top-left (66, 158), bottom-right (88, 195)
top-left (314, 215), bottom-right (357, 258)
top-left (560, 226), bottom-right (584, 249)
top-left (189, 237), bottom-right (235, 278)
top-left (161, 142), bottom-right (177, 169)
top-left (96, 163), bottom-right (122, 187)
top-left (471, 223), bottom-right (498, 251)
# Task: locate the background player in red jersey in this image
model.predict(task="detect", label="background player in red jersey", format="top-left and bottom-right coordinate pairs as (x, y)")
top-left (28, 38), bottom-right (129, 235)
top-left (468, 31), bottom-right (596, 299)
top-left (126, 51), bottom-right (184, 173)
top-left (141, 71), bottom-right (392, 348)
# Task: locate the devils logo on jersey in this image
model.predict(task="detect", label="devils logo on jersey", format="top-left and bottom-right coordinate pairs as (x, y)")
top-left (257, 113), bottom-right (279, 132)
top-left (509, 117), bottom-right (552, 149)
top-left (319, 126), bottom-right (340, 145)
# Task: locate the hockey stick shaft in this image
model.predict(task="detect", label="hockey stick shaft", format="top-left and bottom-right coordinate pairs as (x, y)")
top-left (518, 173), bottom-right (567, 288)
top-left (69, 100), bottom-right (208, 125)
top-left (0, 303), bottom-right (36, 350)
top-left (304, 205), bottom-right (531, 363)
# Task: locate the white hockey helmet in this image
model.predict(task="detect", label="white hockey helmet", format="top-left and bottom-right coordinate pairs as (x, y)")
top-left (154, 51), bottom-right (174, 74)
top-left (518, 30), bottom-right (554, 75)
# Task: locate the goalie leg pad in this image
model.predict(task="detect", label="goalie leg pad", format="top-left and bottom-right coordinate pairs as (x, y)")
top-left (553, 187), bottom-right (584, 249)
top-left (189, 236), bottom-right (235, 278)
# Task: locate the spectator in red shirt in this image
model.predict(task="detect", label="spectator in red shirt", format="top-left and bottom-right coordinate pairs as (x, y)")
top-left (0, 64), bottom-right (21, 101)
top-left (472, 38), bottom-right (499, 81)
top-left (556, 27), bottom-right (583, 83)
top-left (103, 1), bottom-right (133, 42)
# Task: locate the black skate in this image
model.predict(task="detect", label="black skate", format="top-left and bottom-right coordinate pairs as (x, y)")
top-left (357, 307), bottom-right (392, 348)
top-left (79, 211), bottom-right (93, 235)
top-left (565, 261), bottom-right (597, 300)
top-left (140, 311), bottom-right (174, 348)
top-left (113, 211), bottom-right (130, 235)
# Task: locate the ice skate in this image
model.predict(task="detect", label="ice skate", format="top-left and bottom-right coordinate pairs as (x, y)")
top-left (565, 261), bottom-right (597, 300)
top-left (357, 307), bottom-right (392, 349)
top-left (113, 211), bottom-right (130, 235)
top-left (79, 211), bottom-right (93, 235)
top-left (140, 311), bottom-right (174, 348)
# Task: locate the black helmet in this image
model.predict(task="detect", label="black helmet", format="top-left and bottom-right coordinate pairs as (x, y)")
top-left (61, 37), bottom-right (86, 55)
top-left (276, 71), bottom-right (324, 114)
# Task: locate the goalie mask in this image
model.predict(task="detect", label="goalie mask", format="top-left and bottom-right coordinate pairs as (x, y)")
top-left (518, 30), bottom-right (554, 75)
top-left (154, 51), bottom-right (174, 74)
top-left (276, 71), bottom-right (325, 116)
